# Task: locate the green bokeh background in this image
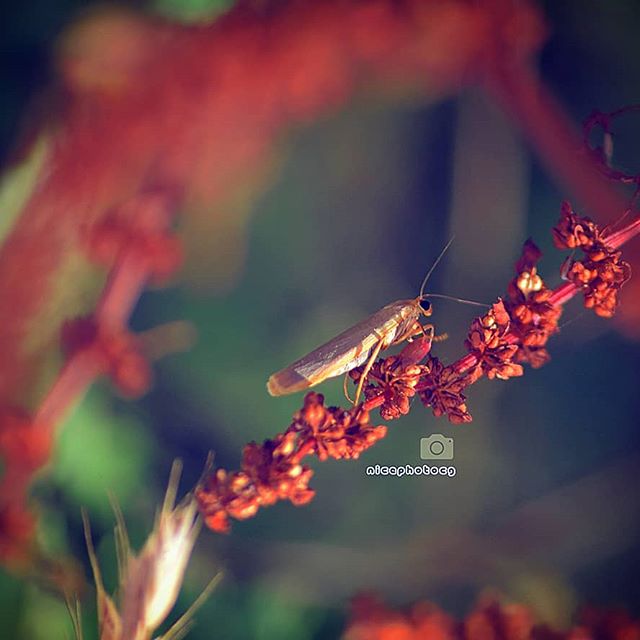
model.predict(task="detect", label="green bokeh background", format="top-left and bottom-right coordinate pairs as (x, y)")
top-left (2, 1), bottom-right (640, 638)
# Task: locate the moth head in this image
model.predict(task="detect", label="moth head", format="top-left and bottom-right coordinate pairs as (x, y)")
top-left (418, 298), bottom-right (433, 317)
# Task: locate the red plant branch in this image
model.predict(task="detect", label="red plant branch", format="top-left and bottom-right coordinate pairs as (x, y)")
top-left (196, 205), bottom-right (639, 533)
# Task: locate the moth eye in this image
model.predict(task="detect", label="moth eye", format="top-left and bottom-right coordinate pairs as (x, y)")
top-left (419, 299), bottom-right (432, 313)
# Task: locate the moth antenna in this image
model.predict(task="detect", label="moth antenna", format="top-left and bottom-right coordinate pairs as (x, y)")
top-left (419, 236), bottom-right (455, 299)
top-left (425, 293), bottom-right (490, 308)
top-left (558, 310), bottom-right (586, 331)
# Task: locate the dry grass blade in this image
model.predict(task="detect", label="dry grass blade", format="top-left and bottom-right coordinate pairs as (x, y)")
top-left (107, 492), bottom-right (131, 584)
top-left (160, 571), bottom-right (223, 640)
top-left (82, 509), bottom-right (123, 640)
top-left (65, 595), bottom-right (83, 640)
top-left (76, 462), bottom-right (216, 640)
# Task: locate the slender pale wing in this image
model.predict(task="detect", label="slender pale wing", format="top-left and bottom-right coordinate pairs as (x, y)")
top-left (267, 300), bottom-right (416, 396)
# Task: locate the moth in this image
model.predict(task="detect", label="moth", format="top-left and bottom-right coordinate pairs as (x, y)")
top-left (267, 240), bottom-right (458, 405)
top-left (267, 297), bottom-right (434, 405)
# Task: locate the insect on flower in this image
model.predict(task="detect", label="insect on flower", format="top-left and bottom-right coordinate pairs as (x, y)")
top-left (267, 240), bottom-right (470, 405)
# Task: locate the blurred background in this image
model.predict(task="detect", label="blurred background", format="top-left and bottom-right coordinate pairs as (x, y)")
top-left (1, 1), bottom-right (640, 638)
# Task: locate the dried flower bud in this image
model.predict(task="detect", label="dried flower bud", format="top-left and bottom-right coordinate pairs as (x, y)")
top-left (505, 240), bottom-right (562, 368)
top-left (516, 269), bottom-right (543, 294)
top-left (553, 203), bottom-right (631, 317)
top-left (465, 301), bottom-right (523, 381)
top-left (349, 337), bottom-right (433, 421)
top-left (419, 357), bottom-right (474, 424)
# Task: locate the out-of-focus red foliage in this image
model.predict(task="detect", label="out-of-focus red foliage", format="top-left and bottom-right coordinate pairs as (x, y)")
top-left (582, 106), bottom-right (640, 336)
top-left (0, 0), bottom-right (544, 408)
top-left (343, 594), bottom-right (640, 640)
top-left (0, 407), bottom-right (51, 562)
top-left (0, 0), bottom-right (547, 561)
top-left (61, 316), bottom-right (152, 398)
top-left (0, 187), bottom-right (178, 564)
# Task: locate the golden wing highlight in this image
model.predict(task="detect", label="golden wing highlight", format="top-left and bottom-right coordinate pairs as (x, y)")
top-left (267, 301), bottom-right (416, 396)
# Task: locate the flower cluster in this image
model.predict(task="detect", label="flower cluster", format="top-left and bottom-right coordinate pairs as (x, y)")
top-left (414, 297), bottom-right (528, 425)
top-left (350, 336), bottom-right (432, 421)
top-left (196, 436), bottom-right (316, 534)
top-left (505, 239), bottom-right (562, 368)
top-left (196, 393), bottom-right (386, 533)
top-left (418, 357), bottom-right (477, 424)
top-left (465, 300), bottom-right (523, 379)
top-left (553, 202), bottom-right (631, 317)
top-left (343, 594), bottom-right (640, 640)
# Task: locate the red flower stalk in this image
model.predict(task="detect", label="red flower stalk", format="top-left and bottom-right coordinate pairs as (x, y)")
top-left (197, 392), bottom-right (386, 533)
top-left (364, 204), bottom-right (635, 423)
top-left (197, 204), bottom-right (639, 533)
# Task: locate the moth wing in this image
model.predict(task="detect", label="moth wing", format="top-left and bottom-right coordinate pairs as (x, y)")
top-left (267, 301), bottom-right (413, 396)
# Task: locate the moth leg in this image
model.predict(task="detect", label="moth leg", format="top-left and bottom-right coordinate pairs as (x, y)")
top-left (560, 249), bottom-right (577, 280)
top-left (416, 322), bottom-right (447, 343)
top-left (353, 338), bottom-right (385, 406)
top-left (397, 321), bottom-right (432, 344)
top-left (418, 323), bottom-right (435, 340)
top-left (343, 372), bottom-right (355, 405)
